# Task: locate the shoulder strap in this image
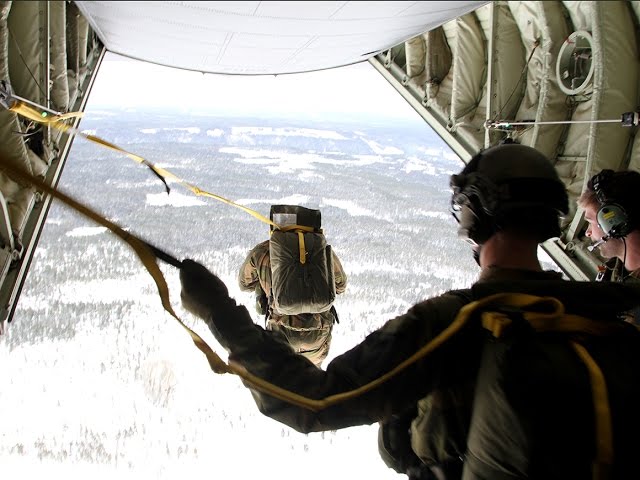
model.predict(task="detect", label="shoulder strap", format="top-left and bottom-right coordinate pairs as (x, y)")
top-left (274, 224), bottom-right (320, 264)
top-left (330, 305), bottom-right (339, 324)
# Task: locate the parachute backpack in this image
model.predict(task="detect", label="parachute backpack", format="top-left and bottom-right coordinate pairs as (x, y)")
top-left (268, 205), bottom-right (336, 315)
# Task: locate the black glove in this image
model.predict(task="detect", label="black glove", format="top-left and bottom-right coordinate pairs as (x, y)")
top-left (255, 283), bottom-right (269, 316)
top-left (180, 259), bottom-right (231, 320)
top-left (180, 259), bottom-right (274, 355)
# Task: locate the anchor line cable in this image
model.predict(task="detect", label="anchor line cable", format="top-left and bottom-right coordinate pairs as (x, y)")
top-left (488, 118), bottom-right (623, 128)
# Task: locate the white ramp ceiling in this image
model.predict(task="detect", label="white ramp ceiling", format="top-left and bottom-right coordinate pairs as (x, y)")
top-left (75, 1), bottom-right (486, 75)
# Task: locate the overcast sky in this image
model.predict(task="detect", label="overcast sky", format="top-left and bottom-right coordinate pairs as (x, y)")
top-left (87, 52), bottom-right (420, 119)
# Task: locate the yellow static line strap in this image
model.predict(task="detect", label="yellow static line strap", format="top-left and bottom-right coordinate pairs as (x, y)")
top-left (10, 102), bottom-right (278, 228)
top-left (13, 101), bottom-right (446, 409)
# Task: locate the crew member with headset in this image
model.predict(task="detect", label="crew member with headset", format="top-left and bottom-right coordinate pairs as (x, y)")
top-left (578, 168), bottom-right (640, 324)
top-left (579, 169), bottom-right (640, 283)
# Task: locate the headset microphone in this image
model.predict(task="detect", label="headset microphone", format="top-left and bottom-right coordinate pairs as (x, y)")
top-left (587, 235), bottom-right (609, 252)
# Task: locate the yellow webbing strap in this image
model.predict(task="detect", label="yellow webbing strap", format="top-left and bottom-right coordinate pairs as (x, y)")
top-left (298, 231), bottom-right (306, 264)
top-left (270, 225), bottom-right (317, 264)
top-left (480, 295), bottom-right (615, 480)
top-left (10, 102), bottom-right (278, 229)
top-left (0, 157), bottom-right (228, 375)
top-left (571, 342), bottom-right (613, 480)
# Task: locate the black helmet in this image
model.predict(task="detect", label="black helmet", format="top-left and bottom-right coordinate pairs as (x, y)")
top-left (450, 143), bottom-right (569, 245)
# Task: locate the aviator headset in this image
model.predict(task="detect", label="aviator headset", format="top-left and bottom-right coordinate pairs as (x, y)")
top-left (589, 169), bottom-right (634, 239)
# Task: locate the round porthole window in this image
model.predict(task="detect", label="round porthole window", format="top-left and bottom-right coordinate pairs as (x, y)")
top-left (556, 31), bottom-right (595, 95)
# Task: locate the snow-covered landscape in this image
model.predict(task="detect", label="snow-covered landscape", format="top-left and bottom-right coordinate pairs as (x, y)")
top-left (1, 59), bottom-right (484, 479)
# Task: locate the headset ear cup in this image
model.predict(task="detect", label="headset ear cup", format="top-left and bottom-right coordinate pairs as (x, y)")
top-left (597, 203), bottom-right (630, 238)
top-left (457, 201), bottom-right (493, 245)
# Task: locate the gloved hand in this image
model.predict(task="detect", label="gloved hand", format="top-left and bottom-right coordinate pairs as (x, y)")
top-left (180, 259), bottom-right (231, 320)
top-left (255, 283), bottom-right (269, 315)
top-left (180, 259), bottom-right (263, 353)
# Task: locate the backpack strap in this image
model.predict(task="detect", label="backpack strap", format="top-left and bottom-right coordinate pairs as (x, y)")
top-left (477, 292), bottom-right (619, 480)
top-left (570, 342), bottom-right (612, 480)
top-left (274, 224), bottom-right (319, 264)
top-left (480, 295), bottom-right (627, 338)
top-left (330, 305), bottom-right (339, 324)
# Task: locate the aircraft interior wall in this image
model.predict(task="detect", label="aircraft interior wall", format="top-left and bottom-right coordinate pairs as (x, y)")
top-left (0, 0), bottom-right (104, 327)
top-left (371, 0), bottom-right (640, 280)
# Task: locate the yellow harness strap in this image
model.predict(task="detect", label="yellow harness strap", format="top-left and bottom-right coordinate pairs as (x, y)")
top-left (272, 224), bottom-right (317, 264)
top-left (298, 231), bottom-right (305, 264)
top-left (481, 294), bottom-right (615, 480)
top-left (571, 342), bottom-right (613, 480)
